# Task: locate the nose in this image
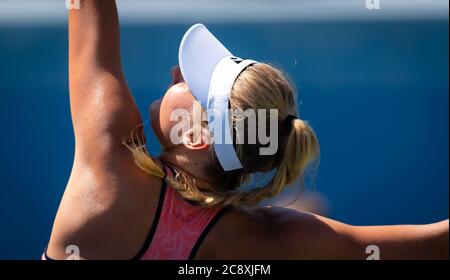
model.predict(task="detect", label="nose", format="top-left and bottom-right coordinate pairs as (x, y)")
top-left (171, 65), bottom-right (185, 84)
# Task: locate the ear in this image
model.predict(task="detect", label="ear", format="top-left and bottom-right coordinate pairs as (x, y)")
top-left (182, 127), bottom-right (212, 150)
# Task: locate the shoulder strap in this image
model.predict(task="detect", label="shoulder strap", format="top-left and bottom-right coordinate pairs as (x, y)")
top-left (132, 173), bottom-right (168, 259)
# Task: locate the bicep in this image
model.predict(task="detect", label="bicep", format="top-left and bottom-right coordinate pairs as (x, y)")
top-left (70, 71), bottom-right (142, 158)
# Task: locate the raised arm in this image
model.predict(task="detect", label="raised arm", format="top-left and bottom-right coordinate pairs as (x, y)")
top-left (68, 0), bottom-right (142, 165)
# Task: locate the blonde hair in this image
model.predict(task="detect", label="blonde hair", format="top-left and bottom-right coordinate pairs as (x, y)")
top-left (124, 63), bottom-right (320, 208)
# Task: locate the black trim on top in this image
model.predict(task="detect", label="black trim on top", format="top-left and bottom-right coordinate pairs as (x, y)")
top-left (188, 206), bottom-right (231, 260)
top-left (132, 174), bottom-right (168, 260)
top-left (43, 247), bottom-right (54, 260)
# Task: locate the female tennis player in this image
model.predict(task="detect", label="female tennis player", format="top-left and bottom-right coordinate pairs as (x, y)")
top-left (43, 1), bottom-right (448, 260)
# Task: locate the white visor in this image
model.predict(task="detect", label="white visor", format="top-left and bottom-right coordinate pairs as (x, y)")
top-left (179, 23), bottom-right (258, 172)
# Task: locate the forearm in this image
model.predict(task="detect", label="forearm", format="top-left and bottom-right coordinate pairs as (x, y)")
top-left (69, 0), bottom-right (123, 83)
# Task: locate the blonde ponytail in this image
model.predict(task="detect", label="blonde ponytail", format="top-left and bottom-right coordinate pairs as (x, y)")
top-left (213, 118), bottom-right (319, 207)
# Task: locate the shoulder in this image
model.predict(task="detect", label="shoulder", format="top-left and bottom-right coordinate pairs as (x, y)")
top-left (212, 206), bottom-right (356, 259)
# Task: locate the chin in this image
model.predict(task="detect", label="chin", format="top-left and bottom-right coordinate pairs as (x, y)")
top-left (150, 119), bottom-right (167, 151)
top-left (149, 98), bottom-right (161, 122)
top-left (148, 99), bottom-right (168, 149)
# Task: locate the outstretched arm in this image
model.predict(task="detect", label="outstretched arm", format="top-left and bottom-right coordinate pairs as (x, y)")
top-left (270, 208), bottom-right (449, 259)
top-left (348, 219), bottom-right (449, 259)
top-left (68, 0), bottom-right (142, 165)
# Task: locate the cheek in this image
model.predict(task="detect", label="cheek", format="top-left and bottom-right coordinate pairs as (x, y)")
top-left (150, 84), bottom-right (195, 147)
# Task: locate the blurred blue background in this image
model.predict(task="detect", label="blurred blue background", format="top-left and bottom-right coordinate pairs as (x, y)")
top-left (0, 0), bottom-right (448, 259)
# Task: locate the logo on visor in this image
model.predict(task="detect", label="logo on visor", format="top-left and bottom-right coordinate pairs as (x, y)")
top-left (230, 57), bottom-right (244, 64)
